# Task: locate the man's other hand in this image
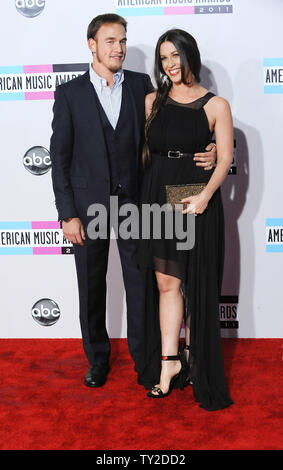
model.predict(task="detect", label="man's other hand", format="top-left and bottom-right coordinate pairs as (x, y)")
top-left (194, 142), bottom-right (217, 170)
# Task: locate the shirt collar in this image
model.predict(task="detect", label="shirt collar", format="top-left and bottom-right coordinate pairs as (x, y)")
top-left (89, 64), bottom-right (124, 92)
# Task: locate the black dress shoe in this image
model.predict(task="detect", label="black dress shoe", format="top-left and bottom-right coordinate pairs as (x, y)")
top-left (84, 365), bottom-right (110, 388)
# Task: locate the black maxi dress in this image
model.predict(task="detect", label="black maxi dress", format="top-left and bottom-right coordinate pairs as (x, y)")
top-left (137, 92), bottom-right (233, 411)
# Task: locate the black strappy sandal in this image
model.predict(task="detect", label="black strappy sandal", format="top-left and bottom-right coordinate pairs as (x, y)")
top-left (147, 354), bottom-right (182, 398)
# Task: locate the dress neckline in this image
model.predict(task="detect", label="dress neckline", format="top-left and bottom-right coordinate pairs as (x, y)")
top-left (167, 91), bottom-right (210, 106)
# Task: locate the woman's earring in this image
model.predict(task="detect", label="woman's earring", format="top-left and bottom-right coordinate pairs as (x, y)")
top-left (187, 72), bottom-right (194, 86)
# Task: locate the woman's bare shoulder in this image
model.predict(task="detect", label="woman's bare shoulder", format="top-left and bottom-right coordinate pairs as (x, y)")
top-left (208, 95), bottom-right (231, 110)
top-left (145, 91), bottom-right (157, 106)
top-left (145, 91), bottom-right (157, 117)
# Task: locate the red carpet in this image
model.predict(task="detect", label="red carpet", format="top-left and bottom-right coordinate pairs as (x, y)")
top-left (0, 339), bottom-right (282, 450)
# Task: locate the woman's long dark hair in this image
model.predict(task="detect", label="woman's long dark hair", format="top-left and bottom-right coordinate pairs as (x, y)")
top-left (143, 29), bottom-right (201, 167)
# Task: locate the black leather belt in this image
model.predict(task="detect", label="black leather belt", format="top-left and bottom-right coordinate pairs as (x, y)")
top-left (154, 151), bottom-right (194, 159)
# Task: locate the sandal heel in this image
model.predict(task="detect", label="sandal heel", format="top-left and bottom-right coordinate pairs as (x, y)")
top-left (181, 344), bottom-right (193, 387)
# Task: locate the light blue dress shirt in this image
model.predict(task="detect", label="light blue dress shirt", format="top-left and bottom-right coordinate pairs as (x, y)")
top-left (89, 64), bottom-right (124, 130)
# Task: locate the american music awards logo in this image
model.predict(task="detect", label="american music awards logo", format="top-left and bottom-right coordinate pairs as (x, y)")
top-left (263, 59), bottom-right (283, 94)
top-left (266, 218), bottom-right (283, 252)
top-left (181, 295), bottom-right (239, 330)
top-left (0, 222), bottom-right (73, 255)
top-left (0, 63), bottom-right (88, 101)
top-left (116, 0), bottom-right (233, 16)
top-left (219, 296), bottom-right (238, 329)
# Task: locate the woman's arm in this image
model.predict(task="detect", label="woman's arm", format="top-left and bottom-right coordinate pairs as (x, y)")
top-left (145, 91), bottom-right (157, 118)
top-left (182, 96), bottom-right (233, 214)
top-left (202, 97), bottom-right (234, 198)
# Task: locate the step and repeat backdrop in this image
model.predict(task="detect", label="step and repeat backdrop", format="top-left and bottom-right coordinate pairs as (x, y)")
top-left (0, 0), bottom-right (282, 339)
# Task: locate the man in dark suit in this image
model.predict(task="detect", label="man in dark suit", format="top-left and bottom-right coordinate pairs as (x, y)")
top-left (50, 13), bottom-right (216, 388)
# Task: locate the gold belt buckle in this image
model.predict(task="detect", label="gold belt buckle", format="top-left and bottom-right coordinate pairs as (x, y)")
top-left (168, 150), bottom-right (181, 159)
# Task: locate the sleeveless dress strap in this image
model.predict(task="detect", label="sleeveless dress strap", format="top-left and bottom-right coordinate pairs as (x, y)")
top-left (198, 92), bottom-right (215, 107)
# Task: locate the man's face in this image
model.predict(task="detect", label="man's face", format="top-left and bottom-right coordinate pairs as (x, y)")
top-left (88, 23), bottom-right (127, 73)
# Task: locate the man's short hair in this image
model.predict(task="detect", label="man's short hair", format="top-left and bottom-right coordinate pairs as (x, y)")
top-left (87, 13), bottom-right (128, 40)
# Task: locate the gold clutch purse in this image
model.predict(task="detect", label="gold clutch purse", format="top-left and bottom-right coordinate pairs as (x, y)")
top-left (165, 183), bottom-right (206, 210)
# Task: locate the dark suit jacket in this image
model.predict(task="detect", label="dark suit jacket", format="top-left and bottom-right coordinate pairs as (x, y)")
top-left (50, 69), bottom-right (153, 222)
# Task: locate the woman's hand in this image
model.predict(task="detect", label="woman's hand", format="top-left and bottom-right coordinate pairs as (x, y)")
top-left (180, 192), bottom-right (210, 215)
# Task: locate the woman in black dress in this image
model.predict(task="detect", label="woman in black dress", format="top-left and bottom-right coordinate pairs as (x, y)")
top-left (137, 29), bottom-right (234, 411)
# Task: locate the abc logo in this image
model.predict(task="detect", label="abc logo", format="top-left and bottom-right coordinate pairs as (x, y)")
top-left (31, 299), bottom-right (60, 327)
top-left (23, 146), bottom-right (51, 175)
top-left (15, 0), bottom-right (45, 18)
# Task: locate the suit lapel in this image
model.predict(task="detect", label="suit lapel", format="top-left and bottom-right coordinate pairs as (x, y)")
top-left (123, 71), bottom-right (141, 148)
top-left (77, 71), bottom-right (105, 128)
top-left (77, 70), bottom-right (142, 150)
